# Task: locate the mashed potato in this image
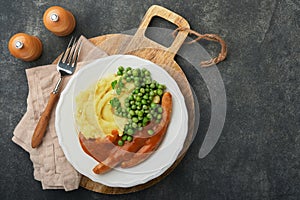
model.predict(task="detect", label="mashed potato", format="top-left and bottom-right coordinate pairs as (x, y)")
top-left (75, 74), bottom-right (128, 139)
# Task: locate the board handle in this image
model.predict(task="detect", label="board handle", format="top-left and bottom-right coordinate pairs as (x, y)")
top-left (134, 5), bottom-right (190, 55)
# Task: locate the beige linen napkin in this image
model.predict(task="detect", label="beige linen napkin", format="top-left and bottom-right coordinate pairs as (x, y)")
top-left (12, 36), bottom-right (108, 191)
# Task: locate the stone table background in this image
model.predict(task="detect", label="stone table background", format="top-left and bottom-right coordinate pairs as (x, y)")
top-left (0, 0), bottom-right (299, 199)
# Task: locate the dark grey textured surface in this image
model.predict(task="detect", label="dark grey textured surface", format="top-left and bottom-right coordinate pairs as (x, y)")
top-left (1, 0), bottom-right (299, 199)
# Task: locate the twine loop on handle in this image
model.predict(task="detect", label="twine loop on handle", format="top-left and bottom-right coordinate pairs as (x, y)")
top-left (173, 27), bottom-right (227, 67)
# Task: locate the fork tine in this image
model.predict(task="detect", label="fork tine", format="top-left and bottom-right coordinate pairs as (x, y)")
top-left (65, 37), bottom-right (77, 63)
top-left (58, 36), bottom-right (74, 63)
top-left (58, 36), bottom-right (74, 64)
top-left (69, 38), bottom-right (80, 65)
top-left (72, 39), bottom-right (83, 67)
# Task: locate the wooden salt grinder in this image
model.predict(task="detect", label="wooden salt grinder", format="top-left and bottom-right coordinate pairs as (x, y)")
top-left (43, 6), bottom-right (76, 36)
top-left (8, 33), bottom-right (43, 61)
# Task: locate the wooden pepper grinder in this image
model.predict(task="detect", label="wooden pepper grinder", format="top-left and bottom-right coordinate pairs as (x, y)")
top-left (8, 33), bottom-right (43, 61)
top-left (43, 6), bottom-right (76, 36)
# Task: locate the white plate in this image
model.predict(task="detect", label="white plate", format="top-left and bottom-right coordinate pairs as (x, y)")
top-left (55, 55), bottom-right (188, 187)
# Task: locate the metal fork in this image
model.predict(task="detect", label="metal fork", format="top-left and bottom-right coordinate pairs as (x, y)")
top-left (31, 37), bottom-right (82, 148)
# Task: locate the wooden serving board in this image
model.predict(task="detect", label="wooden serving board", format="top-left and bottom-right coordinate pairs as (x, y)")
top-left (74, 5), bottom-right (195, 194)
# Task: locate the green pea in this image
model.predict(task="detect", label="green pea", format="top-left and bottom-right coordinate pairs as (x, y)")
top-left (129, 110), bottom-right (135, 116)
top-left (129, 95), bottom-right (134, 100)
top-left (147, 113), bottom-right (152, 119)
top-left (140, 71), bottom-right (145, 77)
top-left (157, 107), bottom-right (163, 113)
top-left (126, 67), bottom-right (132, 71)
top-left (144, 70), bottom-right (150, 76)
top-left (143, 94), bottom-right (149, 99)
top-left (157, 114), bottom-right (162, 119)
top-left (145, 79), bottom-right (151, 85)
top-left (132, 122), bottom-right (138, 128)
top-left (136, 96), bottom-right (141, 101)
top-left (127, 129), bottom-right (134, 135)
top-left (122, 135), bottom-right (128, 141)
top-left (134, 81), bottom-right (140, 86)
top-left (126, 70), bottom-right (132, 75)
top-left (125, 102), bottom-right (130, 107)
top-left (138, 110), bottom-right (144, 117)
top-left (157, 89), bottom-right (163, 96)
top-left (135, 101), bottom-right (141, 106)
top-left (136, 105), bottom-right (141, 110)
top-left (117, 71), bottom-right (123, 76)
top-left (118, 140), bottom-right (124, 146)
top-left (132, 117), bottom-right (139, 123)
top-left (151, 103), bottom-right (157, 109)
top-left (143, 117), bottom-right (149, 124)
top-left (149, 96), bottom-right (154, 101)
top-left (138, 92), bottom-right (143, 97)
top-left (126, 77), bottom-right (131, 82)
top-left (140, 88), bottom-right (145, 93)
top-left (150, 83), bottom-right (155, 89)
top-left (131, 105), bottom-right (137, 110)
top-left (149, 91), bottom-right (155, 96)
top-left (124, 124), bottom-right (129, 130)
top-left (127, 135), bottom-right (133, 142)
top-left (148, 129), bottom-right (154, 135)
top-left (141, 99), bottom-right (147, 104)
top-left (132, 69), bottom-right (139, 77)
top-left (138, 116), bottom-right (143, 120)
top-left (158, 84), bottom-right (165, 89)
top-left (130, 100), bottom-right (135, 105)
top-left (142, 105), bottom-right (148, 110)
top-left (118, 66), bottom-right (124, 71)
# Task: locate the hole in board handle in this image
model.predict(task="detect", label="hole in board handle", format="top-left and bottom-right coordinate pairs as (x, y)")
top-left (144, 16), bottom-right (178, 48)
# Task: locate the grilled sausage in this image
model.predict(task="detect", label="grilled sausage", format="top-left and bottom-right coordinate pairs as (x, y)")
top-left (120, 92), bottom-right (172, 168)
top-left (93, 92), bottom-right (172, 174)
top-left (93, 131), bottom-right (148, 174)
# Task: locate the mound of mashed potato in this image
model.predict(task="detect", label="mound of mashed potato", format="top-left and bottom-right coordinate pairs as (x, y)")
top-left (75, 74), bottom-right (128, 139)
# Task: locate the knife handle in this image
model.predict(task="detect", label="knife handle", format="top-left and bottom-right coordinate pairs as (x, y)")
top-left (31, 92), bottom-right (59, 148)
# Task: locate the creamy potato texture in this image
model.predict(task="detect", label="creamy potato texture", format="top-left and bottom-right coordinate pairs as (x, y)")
top-left (75, 74), bottom-right (128, 139)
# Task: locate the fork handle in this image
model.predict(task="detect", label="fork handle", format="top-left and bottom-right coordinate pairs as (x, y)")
top-left (31, 92), bottom-right (59, 148)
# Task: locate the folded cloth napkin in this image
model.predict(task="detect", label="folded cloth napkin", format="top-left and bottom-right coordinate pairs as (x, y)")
top-left (12, 36), bottom-right (108, 191)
